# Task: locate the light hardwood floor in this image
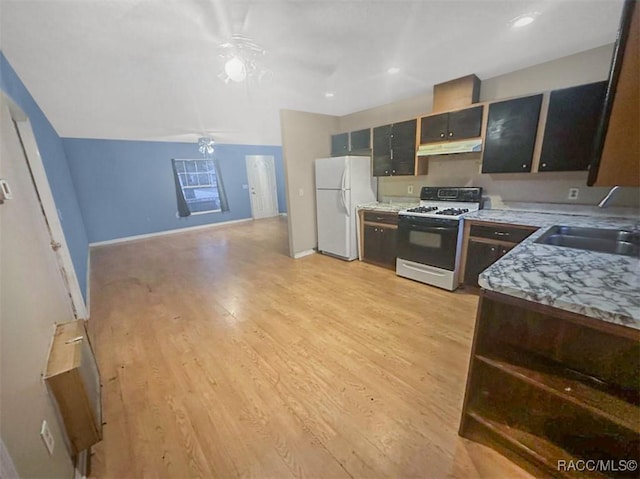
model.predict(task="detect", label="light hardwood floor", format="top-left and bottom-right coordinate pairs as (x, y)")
top-left (88, 216), bottom-right (531, 478)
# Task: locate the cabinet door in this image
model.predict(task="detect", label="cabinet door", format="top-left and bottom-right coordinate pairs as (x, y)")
top-left (482, 94), bottom-right (543, 173)
top-left (380, 227), bottom-right (398, 269)
top-left (420, 113), bottom-right (449, 143)
top-left (349, 128), bottom-right (371, 154)
top-left (363, 224), bottom-right (382, 264)
top-left (463, 240), bottom-right (502, 287)
top-left (391, 119), bottom-right (416, 176)
top-left (372, 125), bottom-right (392, 176)
top-left (331, 133), bottom-right (349, 157)
top-left (539, 81), bottom-right (607, 172)
top-left (589, 0), bottom-right (639, 186)
top-left (448, 106), bottom-right (483, 140)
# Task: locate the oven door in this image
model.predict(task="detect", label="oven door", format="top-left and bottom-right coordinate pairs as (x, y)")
top-left (396, 215), bottom-right (459, 271)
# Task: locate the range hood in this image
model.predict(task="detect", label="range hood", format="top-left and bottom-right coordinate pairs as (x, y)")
top-left (416, 138), bottom-right (482, 156)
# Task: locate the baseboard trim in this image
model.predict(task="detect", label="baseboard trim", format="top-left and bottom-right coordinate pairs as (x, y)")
top-left (293, 249), bottom-right (316, 259)
top-left (279, 212), bottom-right (288, 217)
top-left (74, 448), bottom-right (88, 479)
top-left (89, 218), bottom-right (253, 248)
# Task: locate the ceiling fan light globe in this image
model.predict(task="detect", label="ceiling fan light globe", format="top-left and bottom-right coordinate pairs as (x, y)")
top-left (224, 56), bottom-right (247, 82)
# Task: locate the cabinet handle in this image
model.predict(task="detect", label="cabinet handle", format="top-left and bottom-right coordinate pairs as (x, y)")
top-left (448, 131), bottom-right (454, 137)
top-left (541, 163), bottom-right (547, 168)
top-left (384, 170), bottom-right (389, 174)
top-left (374, 228), bottom-right (378, 232)
top-left (490, 247), bottom-right (496, 252)
top-left (494, 231), bottom-right (510, 237)
top-left (392, 169), bottom-right (396, 174)
top-left (440, 133), bottom-right (445, 138)
top-left (522, 164), bottom-right (528, 168)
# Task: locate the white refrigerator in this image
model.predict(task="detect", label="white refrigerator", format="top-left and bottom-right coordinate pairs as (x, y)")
top-left (315, 156), bottom-right (376, 260)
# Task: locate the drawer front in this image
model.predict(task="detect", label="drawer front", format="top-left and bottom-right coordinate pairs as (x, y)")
top-left (363, 211), bottom-right (399, 225)
top-left (469, 224), bottom-right (535, 243)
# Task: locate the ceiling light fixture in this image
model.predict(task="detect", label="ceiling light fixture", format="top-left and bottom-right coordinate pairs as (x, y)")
top-left (511, 13), bottom-right (538, 28)
top-left (218, 34), bottom-right (270, 84)
top-left (387, 67), bottom-right (400, 75)
top-left (198, 137), bottom-right (215, 157)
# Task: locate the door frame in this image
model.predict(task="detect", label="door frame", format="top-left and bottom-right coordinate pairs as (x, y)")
top-left (5, 94), bottom-right (87, 319)
top-left (245, 155), bottom-right (279, 219)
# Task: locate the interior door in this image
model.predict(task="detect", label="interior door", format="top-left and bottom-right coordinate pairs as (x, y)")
top-left (245, 155), bottom-right (279, 219)
top-left (14, 119), bottom-right (87, 319)
top-left (0, 94), bottom-right (76, 476)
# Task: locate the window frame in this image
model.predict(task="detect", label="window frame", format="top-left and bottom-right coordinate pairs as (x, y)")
top-left (173, 158), bottom-right (222, 215)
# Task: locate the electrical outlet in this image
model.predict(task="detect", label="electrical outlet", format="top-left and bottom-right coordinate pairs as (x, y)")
top-left (40, 420), bottom-right (54, 455)
top-left (407, 185), bottom-right (414, 194)
top-left (568, 188), bottom-right (580, 200)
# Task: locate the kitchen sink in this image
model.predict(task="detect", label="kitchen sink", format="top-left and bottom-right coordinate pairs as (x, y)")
top-left (535, 226), bottom-right (640, 257)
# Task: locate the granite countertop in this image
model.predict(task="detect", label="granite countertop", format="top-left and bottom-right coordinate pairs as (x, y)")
top-left (463, 209), bottom-right (640, 330)
top-left (357, 201), bottom-right (419, 213)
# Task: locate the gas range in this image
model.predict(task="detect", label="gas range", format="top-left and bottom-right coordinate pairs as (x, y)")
top-left (396, 187), bottom-right (483, 291)
top-left (398, 187), bottom-right (482, 220)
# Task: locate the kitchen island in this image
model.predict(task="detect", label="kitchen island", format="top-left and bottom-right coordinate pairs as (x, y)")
top-left (459, 210), bottom-right (640, 478)
top-left (463, 209), bottom-right (639, 329)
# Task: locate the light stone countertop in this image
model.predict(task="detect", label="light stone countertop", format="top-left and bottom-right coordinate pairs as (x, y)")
top-left (357, 201), bottom-right (419, 213)
top-left (463, 209), bottom-right (640, 330)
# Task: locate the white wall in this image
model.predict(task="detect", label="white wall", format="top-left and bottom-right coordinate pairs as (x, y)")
top-left (280, 110), bottom-right (339, 257)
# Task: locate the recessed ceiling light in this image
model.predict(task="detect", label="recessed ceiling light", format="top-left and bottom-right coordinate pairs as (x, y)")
top-left (324, 92), bottom-right (335, 98)
top-left (387, 67), bottom-right (400, 75)
top-left (511, 13), bottom-right (537, 28)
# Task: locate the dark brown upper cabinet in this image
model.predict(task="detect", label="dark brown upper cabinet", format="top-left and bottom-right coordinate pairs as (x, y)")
top-left (481, 94), bottom-right (543, 173)
top-left (420, 105), bottom-right (483, 144)
top-left (349, 128), bottom-right (371, 155)
top-left (372, 119), bottom-right (416, 176)
top-left (330, 133), bottom-right (348, 156)
top-left (588, 0), bottom-right (639, 186)
top-left (331, 129), bottom-right (371, 157)
top-left (539, 81), bottom-right (607, 172)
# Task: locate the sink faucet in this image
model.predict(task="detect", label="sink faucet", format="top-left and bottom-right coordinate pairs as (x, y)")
top-left (598, 186), bottom-right (621, 208)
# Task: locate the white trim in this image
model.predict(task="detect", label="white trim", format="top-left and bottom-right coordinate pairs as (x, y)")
top-left (89, 218), bottom-right (252, 247)
top-left (74, 449), bottom-right (88, 479)
top-left (189, 209), bottom-right (222, 216)
top-left (293, 249), bottom-right (316, 259)
top-left (85, 252), bottom-right (91, 317)
top-left (279, 213), bottom-right (288, 217)
top-left (8, 98), bottom-right (88, 319)
top-left (0, 436), bottom-right (19, 479)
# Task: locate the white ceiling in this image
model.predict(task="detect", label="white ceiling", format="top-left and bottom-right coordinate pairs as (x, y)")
top-left (0, 0), bottom-right (625, 146)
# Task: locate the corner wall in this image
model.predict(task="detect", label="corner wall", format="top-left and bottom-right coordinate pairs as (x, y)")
top-left (280, 110), bottom-right (339, 257)
top-left (62, 139), bottom-right (287, 243)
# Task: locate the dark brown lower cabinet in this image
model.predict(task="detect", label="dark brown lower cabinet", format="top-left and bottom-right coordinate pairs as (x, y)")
top-left (460, 291), bottom-right (640, 479)
top-left (463, 240), bottom-right (510, 287)
top-left (462, 222), bottom-right (536, 288)
top-left (363, 224), bottom-right (397, 269)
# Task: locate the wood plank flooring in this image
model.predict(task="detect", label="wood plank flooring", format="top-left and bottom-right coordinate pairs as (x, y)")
top-left (88, 216), bottom-right (531, 478)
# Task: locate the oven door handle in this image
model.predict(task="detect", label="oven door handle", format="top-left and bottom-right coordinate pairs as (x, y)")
top-left (404, 224), bottom-right (455, 233)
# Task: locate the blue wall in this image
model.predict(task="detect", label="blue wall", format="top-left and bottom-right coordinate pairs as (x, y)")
top-left (62, 139), bottom-right (287, 243)
top-left (0, 52), bottom-right (89, 300)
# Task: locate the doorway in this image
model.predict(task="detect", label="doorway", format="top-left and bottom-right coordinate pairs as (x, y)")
top-left (245, 155), bottom-right (279, 219)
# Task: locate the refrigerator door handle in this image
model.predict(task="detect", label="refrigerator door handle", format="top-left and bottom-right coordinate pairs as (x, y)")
top-left (340, 168), bottom-right (350, 216)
